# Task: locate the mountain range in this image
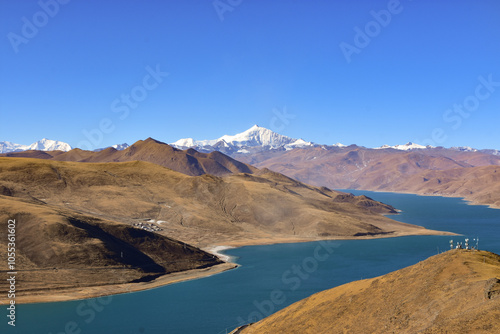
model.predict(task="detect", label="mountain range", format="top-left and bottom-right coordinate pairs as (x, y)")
top-left (2, 126), bottom-right (499, 155)
top-left (235, 144), bottom-right (500, 208)
top-left (171, 124), bottom-right (316, 155)
top-left (3, 126), bottom-right (500, 208)
top-left (0, 138), bottom-right (72, 153)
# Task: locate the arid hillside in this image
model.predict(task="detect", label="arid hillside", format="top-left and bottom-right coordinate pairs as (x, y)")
top-left (378, 164), bottom-right (500, 207)
top-left (239, 249), bottom-right (500, 334)
top-left (0, 157), bottom-right (447, 249)
top-left (235, 146), bottom-right (500, 207)
top-left (0, 195), bottom-right (223, 303)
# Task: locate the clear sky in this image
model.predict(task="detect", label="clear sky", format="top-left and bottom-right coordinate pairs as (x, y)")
top-left (1, 0), bottom-right (499, 150)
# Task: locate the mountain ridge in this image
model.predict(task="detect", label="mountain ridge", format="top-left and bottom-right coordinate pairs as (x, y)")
top-left (1, 137), bottom-right (258, 177)
top-left (235, 145), bottom-right (500, 208)
top-left (3, 126), bottom-right (499, 154)
top-left (171, 125), bottom-right (316, 155)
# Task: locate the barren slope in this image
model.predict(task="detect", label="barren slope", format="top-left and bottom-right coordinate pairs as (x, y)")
top-left (239, 250), bottom-right (500, 334)
top-left (0, 195), bottom-right (223, 303)
top-left (381, 165), bottom-right (500, 208)
top-left (236, 146), bottom-right (500, 207)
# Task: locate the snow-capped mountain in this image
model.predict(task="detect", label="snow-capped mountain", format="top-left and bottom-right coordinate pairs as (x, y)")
top-left (171, 125), bottom-right (316, 154)
top-left (27, 138), bottom-right (72, 152)
top-left (0, 138), bottom-right (72, 153)
top-left (0, 141), bottom-right (27, 154)
top-left (94, 143), bottom-right (130, 152)
top-left (112, 143), bottom-right (129, 150)
top-left (480, 149), bottom-right (500, 156)
top-left (451, 147), bottom-right (500, 155)
top-left (2, 131), bottom-right (496, 157)
top-left (375, 142), bottom-right (429, 151)
top-left (451, 146), bottom-right (478, 152)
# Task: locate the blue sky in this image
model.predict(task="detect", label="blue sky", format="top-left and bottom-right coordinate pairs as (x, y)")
top-left (1, 0), bottom-right (499, 150)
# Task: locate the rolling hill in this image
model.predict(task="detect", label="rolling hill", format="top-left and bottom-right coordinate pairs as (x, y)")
top-left (0, 195), bottom-right (224, 303)
top-left (238, 249), bottom-right (500, 333)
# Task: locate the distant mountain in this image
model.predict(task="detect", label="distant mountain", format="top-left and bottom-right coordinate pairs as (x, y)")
top-left (0, 141), bottom-right (27, 153)
top-left (111, 143), bottom-right (130, 150)
top-left (480, 148), bottom-right (500, 156)
top-left (3, 130), bottom-right (498, 156)
top-left (234, 144), bottom-right (500, 207)
top-left (170, 126), bottom-right (500, 158)
top-left (376, 142), bottom-right (430, 150)
top-left (451, 146), bottom-right (478, 152)
top-left (0, 138), bottom-right (72, 153)
top-left (27, 138), bottom-right (72, 151)
top-left (0, 138), bottom-right (130, 154)
top-left (94, 143), bottom-right (130, 152)
top-left (171, 125), bottom-right (317, 154)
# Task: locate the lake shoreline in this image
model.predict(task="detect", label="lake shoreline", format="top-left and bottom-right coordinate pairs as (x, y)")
top-left (338, 188), bottom-right (500, 210)
top-left (11, 262), bottom-right (238, 305)
top-left (12, 208), bottom-right (457, 305)
top-left (11, 190), bottom-right (499, 334)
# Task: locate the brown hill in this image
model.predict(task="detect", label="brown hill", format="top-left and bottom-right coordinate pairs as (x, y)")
top-left (0, 157), bottom-right (449, 249)
top-left (0, 195), bottom-right (223, 303)
top-left (387, 165), bottom-right (500, 207)
top-left (235, 146), bottom-right (500, 207)
top-left (238, 249), bottom-right (500, 334)
top-left (1, 138), bottom-right (257, 176)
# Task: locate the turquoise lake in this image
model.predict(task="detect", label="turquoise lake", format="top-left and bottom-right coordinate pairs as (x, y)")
top-left (4, 191), bottom-right (500, 334)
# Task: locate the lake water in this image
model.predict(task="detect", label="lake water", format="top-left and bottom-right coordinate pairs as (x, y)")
top-left (4, 191), bottom-right (500, 334)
